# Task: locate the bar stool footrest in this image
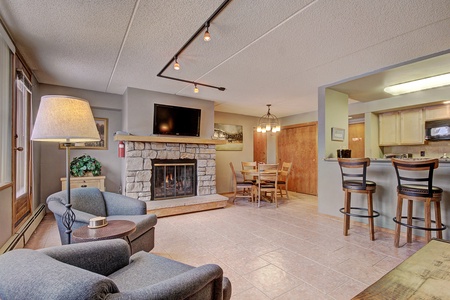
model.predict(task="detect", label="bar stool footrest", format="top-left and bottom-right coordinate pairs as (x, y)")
top-left (340, 207), bottom-right (380, 218)
top-left (393, 216), bottom-right (447, 232)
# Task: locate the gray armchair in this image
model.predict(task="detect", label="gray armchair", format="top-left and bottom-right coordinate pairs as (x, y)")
top-left (0, 239), bottom-right (232, 300)
top-left (47, 187), bottom-right (157, 254)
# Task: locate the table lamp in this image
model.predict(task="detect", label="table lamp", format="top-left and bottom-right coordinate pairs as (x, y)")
top-left (31, 95), bottom-right (100, 243)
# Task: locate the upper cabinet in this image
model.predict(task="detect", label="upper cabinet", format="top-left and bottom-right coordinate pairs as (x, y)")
top-left (399, 109), bottom-right (424, 145)
top-left (424, 105), bottom-right (450, 121)
top-left (379, 109), bottom-right (424, 146)
top-left (379, 112), bottom-right (399, 146)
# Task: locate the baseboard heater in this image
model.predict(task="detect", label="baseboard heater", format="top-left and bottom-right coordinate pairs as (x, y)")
top-left (0, 204), bottom-right (46, 254)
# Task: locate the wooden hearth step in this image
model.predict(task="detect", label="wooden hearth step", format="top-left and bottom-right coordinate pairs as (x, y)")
top-left (146, 194), bottom-right (228, 217)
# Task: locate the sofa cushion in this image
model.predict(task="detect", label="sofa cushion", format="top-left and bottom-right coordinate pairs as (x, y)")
top-left (107, 214), bottom-right (157, 242)
top-left (71, 187), bottom-right (107, 216)
top-left (109, 251), bottom-right (194, 291)
top-left (0, 249), bottom-right (119, 300)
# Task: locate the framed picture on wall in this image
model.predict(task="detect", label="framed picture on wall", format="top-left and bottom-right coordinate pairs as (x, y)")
top-left (214, 123), bottom-right (243, 151)
top-left (59, 117), bottom-right (108, 150)
top-left (331, 127), bottom-right (345, 141)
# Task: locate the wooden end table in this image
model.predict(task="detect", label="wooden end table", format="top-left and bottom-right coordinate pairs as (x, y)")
top-left (72, 220), bottom-right (136, 252)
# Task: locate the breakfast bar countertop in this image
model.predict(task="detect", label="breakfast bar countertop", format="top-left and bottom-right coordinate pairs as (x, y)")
top-left (324, 157), bottom-right (450, 163)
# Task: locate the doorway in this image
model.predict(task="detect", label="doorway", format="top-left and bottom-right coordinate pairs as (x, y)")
top-left (348, 123), bottom-right (365, 158)
top-left (277, 122), bottom-right (318, 195)
top-left (13, 63), bottom-right (32, 229)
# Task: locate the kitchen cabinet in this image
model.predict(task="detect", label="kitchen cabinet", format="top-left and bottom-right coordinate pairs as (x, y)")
top-left (379, 112), bottom-right (399, 145)
top-left (379, 109), bottom-right (424, 146)
top-left (424, 105), bottom-right (450, 121)
top-left (61, 176), bottom-right (105, 191)
top-left (399, 109), bottom-right (424, 145)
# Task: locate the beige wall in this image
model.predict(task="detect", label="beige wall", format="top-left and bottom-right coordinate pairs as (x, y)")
top-left (35, 84), bottom-right (123, 204)
top-left (214, 111), bottom-right (258, 193)
top-left (0, 187), bottom-right (12, 246)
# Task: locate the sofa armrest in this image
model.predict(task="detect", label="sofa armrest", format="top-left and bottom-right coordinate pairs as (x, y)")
top-left (109, 264), bottom-right (228, 300)
top-left (40, 239), bottom-right (131, 276)
top-left (103, 191), bottom-right (147, 215)
top-left (0, 248), bottom-right (119, 299)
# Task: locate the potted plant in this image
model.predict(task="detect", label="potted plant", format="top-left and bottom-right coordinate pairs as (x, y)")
top-left (70, 154), bottom-right (102, 177)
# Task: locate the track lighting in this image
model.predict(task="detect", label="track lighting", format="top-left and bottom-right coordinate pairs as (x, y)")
top-left (173, 57), bottom-right (180, 71)
top-left (157, 0), bottom-right (232, 92)
top-left (204, 22), bottom-right (211, 42)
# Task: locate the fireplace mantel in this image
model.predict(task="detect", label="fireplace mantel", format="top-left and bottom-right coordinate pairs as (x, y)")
top-left (114, 134), bottom-right (226, 145)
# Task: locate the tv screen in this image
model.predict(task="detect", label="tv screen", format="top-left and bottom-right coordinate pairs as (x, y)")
top-left (153, 104), bottom-right (201, 137)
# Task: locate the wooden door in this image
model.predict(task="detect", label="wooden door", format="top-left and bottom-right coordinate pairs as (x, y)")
top-left (13, 59), bottom-right (33, 229)
top-left (348, 123), bottom-right (365, 158)
top-left (277, 122), bottom-right (317, 195)
top-left (253, 130), bottom-right (267, 163)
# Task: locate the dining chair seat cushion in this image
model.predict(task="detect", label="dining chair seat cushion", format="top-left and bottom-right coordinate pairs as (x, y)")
top-left (260, 183), bottom-right (276, 188)
top-left (398, 184), bottom-right (443, 197)
top-left (343, 180), bottom-right (376, 190)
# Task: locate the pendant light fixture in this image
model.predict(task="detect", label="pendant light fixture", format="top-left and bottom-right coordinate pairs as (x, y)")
top-left (194, 84), bottom-right (199, 93)
top-left (173, 56), bottom-right (180, 71)
top-left (204, 22), bottom-right (211, 42)
top-left (257, 104), bottom-right (281, 133)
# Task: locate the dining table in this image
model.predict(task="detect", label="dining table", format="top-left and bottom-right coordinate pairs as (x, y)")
top-left (240, 167), bottom-right (278, 205)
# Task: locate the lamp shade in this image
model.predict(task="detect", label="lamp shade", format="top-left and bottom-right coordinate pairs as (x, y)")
top-left (31, 95), bottom-right (100, 143)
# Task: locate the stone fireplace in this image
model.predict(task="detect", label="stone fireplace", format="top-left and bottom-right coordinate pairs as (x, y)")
top-left (124, 140), bottom-right (217, 200)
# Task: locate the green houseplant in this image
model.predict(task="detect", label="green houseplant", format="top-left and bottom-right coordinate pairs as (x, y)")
top-left (70, 154), bottom-right (102, 177)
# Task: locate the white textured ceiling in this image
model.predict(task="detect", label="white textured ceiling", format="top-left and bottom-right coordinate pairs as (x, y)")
top-left (1, 0), bottom-right (450, 117)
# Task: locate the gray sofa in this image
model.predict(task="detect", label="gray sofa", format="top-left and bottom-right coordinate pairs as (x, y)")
top-left (47, 187), bottom-right (157, 254)
top-left (0, 239), bottom-right (232, 300)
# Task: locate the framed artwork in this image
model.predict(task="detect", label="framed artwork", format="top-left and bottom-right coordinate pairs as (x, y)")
top-left (214, 123), bottom-right (243, 151)
top-left (331, 127), bottom-right (345, 141)
top-left (59, 117), bottom-right (108, 150)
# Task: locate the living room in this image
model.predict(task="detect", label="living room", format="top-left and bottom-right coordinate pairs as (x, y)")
top-left (1, 1), bottom-right (450, 299)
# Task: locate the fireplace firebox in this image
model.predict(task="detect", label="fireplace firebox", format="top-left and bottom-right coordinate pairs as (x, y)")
top-left (151, 159), bottom-right (197, 200)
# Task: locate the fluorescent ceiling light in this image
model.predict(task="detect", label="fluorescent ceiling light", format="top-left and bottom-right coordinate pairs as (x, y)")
top-left (384, 73), bottom-right (450, 95)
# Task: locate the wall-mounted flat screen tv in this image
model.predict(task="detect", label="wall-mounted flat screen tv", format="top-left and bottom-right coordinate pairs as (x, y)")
top-left (153, 103), bottom-right (201, 137)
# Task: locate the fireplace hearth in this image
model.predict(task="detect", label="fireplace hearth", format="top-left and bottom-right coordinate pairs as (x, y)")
top-left (151, 159), bottom-right (196, 200)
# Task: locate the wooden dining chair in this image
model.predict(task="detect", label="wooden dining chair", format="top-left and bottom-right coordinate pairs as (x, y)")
top-left (257, 163), bottom-right (279, 208)
top-left (229, 162), bottom-right (254, 203)
top-left (241, 161), bottom-right (257, 183)
top-left (277, 162), bottom-right (293, 199)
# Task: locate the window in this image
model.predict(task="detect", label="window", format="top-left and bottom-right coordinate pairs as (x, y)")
top-left (0, 37), bottom-right (12, 186)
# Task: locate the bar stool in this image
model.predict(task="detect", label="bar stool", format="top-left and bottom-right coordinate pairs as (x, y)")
top-left (391, 158), bottom-right (446, 247)
top-left (338, 158), bottom-right (379, 240)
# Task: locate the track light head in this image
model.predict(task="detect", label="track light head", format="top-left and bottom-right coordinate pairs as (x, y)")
top-left (173, 57), bottom-right (180, 71)
top-left (194, 84), bottom-right (199, 93)
top-left (204, 22), bottom-right (211, 42)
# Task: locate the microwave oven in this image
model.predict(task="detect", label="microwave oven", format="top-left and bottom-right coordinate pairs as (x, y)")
top-left (425, 120), bottom-right (450, 141)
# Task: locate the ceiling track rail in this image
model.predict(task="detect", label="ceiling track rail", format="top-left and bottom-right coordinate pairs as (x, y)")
top-left (157, 0), bottom-right (232, 92)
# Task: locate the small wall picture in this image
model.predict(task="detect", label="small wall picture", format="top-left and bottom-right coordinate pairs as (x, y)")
top-left (59, 117), bottom-right (108, 150)
top-left (214, 123), bottom-right (243, 151)
top-left (331, 127), bottom-right (345, 141)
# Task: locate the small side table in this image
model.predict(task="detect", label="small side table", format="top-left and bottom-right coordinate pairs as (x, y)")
top-left (73, 220), bottom-right (136, 252)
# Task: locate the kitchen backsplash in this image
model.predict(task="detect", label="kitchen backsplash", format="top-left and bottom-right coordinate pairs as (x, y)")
top-left (383, 140), bottom-right (450, 158)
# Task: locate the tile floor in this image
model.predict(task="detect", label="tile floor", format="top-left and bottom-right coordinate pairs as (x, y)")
top-left (25, 192), bottom-right (425, 299)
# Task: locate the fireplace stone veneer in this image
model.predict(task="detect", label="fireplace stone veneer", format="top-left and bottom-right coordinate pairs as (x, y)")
top-left (124, 141), bottom-right (216, 200)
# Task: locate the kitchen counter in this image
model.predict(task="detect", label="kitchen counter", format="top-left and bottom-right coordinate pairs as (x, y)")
top-left (324, 157), bottom-right (450, 163)
top-left (320, 158), bottom-right (450, 240)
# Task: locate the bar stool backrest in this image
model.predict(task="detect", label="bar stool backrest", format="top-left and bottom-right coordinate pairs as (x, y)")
top-left (391, 158), bottom-right (439, 198)
top-left (338, 158), bottom-right (371, 190)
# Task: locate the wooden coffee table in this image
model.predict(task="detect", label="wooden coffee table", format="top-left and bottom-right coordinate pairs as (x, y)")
top-left (73, 220), bottom-right (136, 252)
